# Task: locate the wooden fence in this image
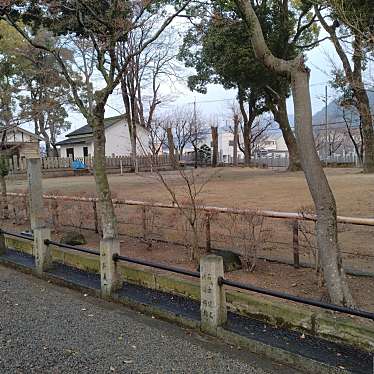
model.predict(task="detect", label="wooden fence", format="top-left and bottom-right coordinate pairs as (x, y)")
top-left (5, 192), bottom-right (374, 274)
top-left (8, 154), bottom-right (171, 174)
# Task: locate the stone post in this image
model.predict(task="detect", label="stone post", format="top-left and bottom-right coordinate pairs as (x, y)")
top-left (100, 238), bottom-right (122, 297)
top-left (200, 255), bottom-right (227, 334)
top-left (27, 158), bottom-right (44, 231)
top-left (34, 227), bottom-right (52, 274)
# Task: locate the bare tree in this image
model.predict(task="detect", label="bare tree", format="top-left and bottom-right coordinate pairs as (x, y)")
top-left (156, 168), bottom-right (217, 261)
top-left (234, 0), bottom-right (354, 306)
top-left (315, 5), bottom-right (374, 173)
top-left (3, 1), bottom-right (189, 240)
top-left (117, 26), bottom-right (180, 172)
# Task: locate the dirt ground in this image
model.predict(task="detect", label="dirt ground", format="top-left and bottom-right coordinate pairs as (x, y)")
top-left (4, 167), bottom-right (374, 312)
top-left (8, 167), bottom-right (374, 216)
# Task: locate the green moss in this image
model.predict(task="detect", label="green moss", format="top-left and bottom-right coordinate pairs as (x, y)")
top-left (156, 275), bottom-right (200, 300)
top-left (5, 236), bottom-right (33, 254)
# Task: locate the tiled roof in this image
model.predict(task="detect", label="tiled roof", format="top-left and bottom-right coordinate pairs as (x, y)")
top-left (65, 115), bottom-right (125, 138)
top-left (56, 137), bottom-right (92, 146)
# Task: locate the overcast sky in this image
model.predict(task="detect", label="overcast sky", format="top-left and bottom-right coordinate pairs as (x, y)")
top-left (61, 35), bottom-right (373, 139)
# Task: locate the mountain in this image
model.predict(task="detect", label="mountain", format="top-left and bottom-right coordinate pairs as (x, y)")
top-left (312, 90), bottom-right (374, 127)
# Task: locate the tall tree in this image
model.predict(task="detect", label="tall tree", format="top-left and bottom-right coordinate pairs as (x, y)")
top-left (234, 0), bottom-right (354, 306)
top-left (117, 27), bottom-right (179, 172)
top-left (179, 1), bottom-right (319, 170)
top-left (17, 30), bottom-right (76, 156)
top-left (315, 4), bottom-right (374, 173)
top-left (2, 0), bottom-right (189, 240)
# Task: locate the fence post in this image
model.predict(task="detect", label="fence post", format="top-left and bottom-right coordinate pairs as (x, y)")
top-left (93, 201), bottom-right (99, 233)
top-left (0, 229), bottom-right (6, 255)
top-left (205, 213), bottom-right (211, 252)
top-left (27, 158), bottom-right (44, 231)
top-left (34, 227), bottom-right (52, 274)
top-left (142, 206), bottom-right (147, 242)
top-left (293, 220), bottom-right (300, 268)
top-left (100, 238), bottom-right (122, 297)
top-left (200, 254), bottom-right (227, 334)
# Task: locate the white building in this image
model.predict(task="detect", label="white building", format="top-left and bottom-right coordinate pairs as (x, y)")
top-left (56, 115), bottom-right (150, 159)
top-left (0, 126), bottom-right (41, 159)
top-left (261, 133), bottom-right (288, 155)
top-left (202, 130), bottom-right (289, 162)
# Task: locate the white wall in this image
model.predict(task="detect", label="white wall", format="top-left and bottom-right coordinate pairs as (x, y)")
top-left (4, 129), bottom-right (37, 143)
top-left (104, 119), bottom-right (149, 156)
top-left (59, 120), bottom-right (150, 158)
top-left (59, 142), bottom-right (93, 159)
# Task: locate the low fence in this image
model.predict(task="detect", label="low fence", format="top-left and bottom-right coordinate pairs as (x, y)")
top-left (5, 192), bottom-right (374, 274)
top-left (1, 228), bottom-right (374, 359)
top-left (7, 154), bottom-right (171, 174)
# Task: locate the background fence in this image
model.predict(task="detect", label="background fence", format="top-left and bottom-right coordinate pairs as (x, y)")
top-left (4, 192), bottom-right (374, 275)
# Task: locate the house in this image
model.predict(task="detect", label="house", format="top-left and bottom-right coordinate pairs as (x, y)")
top-left (56, 115), bottom-right (150, 159)
top-left (0, 126), bottom-right (41, 159)
top-left (260, 132), bottom-right (288, 157)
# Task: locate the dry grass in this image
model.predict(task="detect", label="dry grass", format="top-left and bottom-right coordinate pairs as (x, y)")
top-left (7, 167), bottom-right (374, 217)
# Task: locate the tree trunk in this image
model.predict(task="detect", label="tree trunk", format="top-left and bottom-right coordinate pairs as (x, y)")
top-left (291, 69), bottom-right (353, 306)
top-left (0, 174), bottom-right (8, 220)
top-left (355, 89), bottom-right (374, 173)
top-left (130, 122), bottom-right (139, 173)
top-left (91, 101), bottom-right (118, 239)
top-left (272, 95), bottom-right (302, 171)
top-left (233, 115), bottom-right (239, 166)
top-left (211, 126), bottom-right (218, 167)
top-left (235, 0), bottom-right (354, 306)
top-left (167, 127), bottom-right (177, 169)
top-left (243, 120), bottom-right (251, 166)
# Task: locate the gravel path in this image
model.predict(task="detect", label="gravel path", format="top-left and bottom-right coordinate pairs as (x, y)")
top-left (0, 265), bottom-right (300, 374)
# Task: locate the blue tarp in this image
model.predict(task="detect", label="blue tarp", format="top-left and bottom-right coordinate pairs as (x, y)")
top-left (72, 160), bottom-right (87, 170)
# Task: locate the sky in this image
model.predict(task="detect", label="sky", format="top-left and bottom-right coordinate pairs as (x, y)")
top-left (60, 33), bottom-right (373, 140)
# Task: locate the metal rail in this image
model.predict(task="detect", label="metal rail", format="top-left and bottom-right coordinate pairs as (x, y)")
top-left (3, 229), bottom-right (374, 321)
top-left (220, 277), bottom-right (374, 321)
top-left (113, 253), bottom-right (200, 278)
top-left (1, 229), bottom-right (34, 241)
top-left (44, 239), bottom-right (100, 257)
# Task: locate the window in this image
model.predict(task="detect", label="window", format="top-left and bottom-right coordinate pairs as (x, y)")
top-left (66, 148), bottom-right (74, 160)
top-left (229, 140), bottom-right (234, 147)
top-left (83, 146), bottom-right (88, 157)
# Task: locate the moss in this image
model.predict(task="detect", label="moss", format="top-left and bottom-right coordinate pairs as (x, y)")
top-left (155, 275), bottom-right (200, 300)
top-left (5, 236), bottom-right (33, 254)
top-left (120, 265), bottom-right (157, 289)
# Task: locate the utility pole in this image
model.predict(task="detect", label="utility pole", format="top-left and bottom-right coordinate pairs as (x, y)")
top-left (325, 85), bottom-right (329, 166)
top-left (194, 98), bottom-right (198, 169)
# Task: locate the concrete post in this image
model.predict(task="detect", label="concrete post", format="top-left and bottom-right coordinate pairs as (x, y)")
top-left (27, 158), bottom-right (44, 230)
top-left (34, 227), bottom-right (52, 274)
top-left (100, 238), bottom-right (122, 297)
top-left (200, 255), bottom-right (227, 334)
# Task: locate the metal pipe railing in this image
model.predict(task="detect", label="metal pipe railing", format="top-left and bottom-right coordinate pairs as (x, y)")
top-left (220, 277), bottom-right (374, 321)
top-left (1, 229), bottom-right (34, 241)
top-left (44, 239), bottom-right (100, 257)
top-left (113, 253), bottom-right (200, 278)
top-left (3, 229), bottom-right (374, 321)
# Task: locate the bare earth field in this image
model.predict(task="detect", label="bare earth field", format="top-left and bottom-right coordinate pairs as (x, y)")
top-left (8, 167), bottom-right (374, 216)
top-left (5, 167), bottom-right (374, 312)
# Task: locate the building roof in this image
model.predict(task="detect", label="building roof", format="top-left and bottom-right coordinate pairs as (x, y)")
top-left (0, 125), bottom-right (43, 141)
top-left (56, 137), bottom-right (92, 146)
top-left (65, 115), bottom-right (126, 138)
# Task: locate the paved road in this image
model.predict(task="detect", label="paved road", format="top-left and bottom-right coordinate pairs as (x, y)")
top-left (0, 266), bottom-right (300, 374)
